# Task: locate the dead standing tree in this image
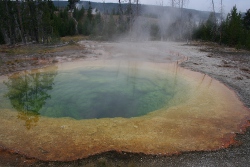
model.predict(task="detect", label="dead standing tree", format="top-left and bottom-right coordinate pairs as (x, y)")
top-left (169, 0), bottom-right (189, 40)
top-left (210, 0), bottom-right (217, 41)
top-left (118, 0), bottom-right (140, 39)
top-left (127, 0), bottom-right (140, 34)
top-left (219, 0), bottom-right (223, 44)
top-left (171, 0), bottom-right (187, 8)
top-left (135, 0), bottom-right (139, 16)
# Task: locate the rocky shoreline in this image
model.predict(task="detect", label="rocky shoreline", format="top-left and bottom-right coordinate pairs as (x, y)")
top-left (180, 42), bottom-right (250, 109)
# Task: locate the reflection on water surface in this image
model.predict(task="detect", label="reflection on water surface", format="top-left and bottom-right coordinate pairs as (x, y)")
top-left (3, 67), bottom-right (57, 129)
top-left (1, 62), bottom-right (189, 121)
top-left (0, 60), bottom-right (249, 162)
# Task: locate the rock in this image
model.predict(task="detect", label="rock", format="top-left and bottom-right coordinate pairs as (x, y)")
top-left (52, 59), bottom-right (59, 63)
top-left (235, 76), bottom-right (244, 80)
top-left (222, 59), bottom-right (229, 64)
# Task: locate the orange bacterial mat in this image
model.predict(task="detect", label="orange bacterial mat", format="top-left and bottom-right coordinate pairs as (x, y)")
top-left (0, 60), bottom-right (249, 161)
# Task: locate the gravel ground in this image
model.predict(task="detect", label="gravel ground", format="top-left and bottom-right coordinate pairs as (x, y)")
top-left (180, 42), bottom-right (250, 109)
top-left (0, 41), bottom-right (249, 166)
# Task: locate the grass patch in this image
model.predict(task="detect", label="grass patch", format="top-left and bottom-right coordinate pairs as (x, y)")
top-left (0, 35), bottom-right (88, 56)
top-left (60, 35), bottom-right (88, 43)
top-left (0, 40), bottom-right (85, 56)
top-left (0, 45), bottom-right (53, 55)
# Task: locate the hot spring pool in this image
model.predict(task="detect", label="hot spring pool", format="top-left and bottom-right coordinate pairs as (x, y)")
top-left (0, 60), bottom-right (249, 161)
top-left (1, 61), bottom-right (190, 120)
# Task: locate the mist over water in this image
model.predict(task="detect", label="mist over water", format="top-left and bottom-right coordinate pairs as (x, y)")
top-left (0, 39), bottom-right (250, 161)
top-left (117, 4), bottom-right (197, 42)
top-left (0, 63), bottom-right (190, 120)
top-left (74, 1), bottom-right (214, 42)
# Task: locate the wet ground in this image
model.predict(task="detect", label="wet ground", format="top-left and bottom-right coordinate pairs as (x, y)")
top-left (0, 41), bottom-right (250, 166)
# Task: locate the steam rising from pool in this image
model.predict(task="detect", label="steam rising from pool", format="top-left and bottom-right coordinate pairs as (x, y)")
top-left (0, 60), bottom-right (249, 162)
top-left (1, 61), bottom-right (189, 120)
top-left (45, 67), bottom-right (181, 119)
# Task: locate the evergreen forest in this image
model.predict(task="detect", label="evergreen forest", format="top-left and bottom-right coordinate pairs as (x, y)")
top-left (0, 0), bottom-right (249, 50)
top-left (194, 7), bottom-right (250, 50)
top-left (0, 0), bottom-right (132, 45)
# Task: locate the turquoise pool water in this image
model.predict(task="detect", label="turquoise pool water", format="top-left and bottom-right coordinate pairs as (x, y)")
top-left (0, 63), bottom-right (188, 119)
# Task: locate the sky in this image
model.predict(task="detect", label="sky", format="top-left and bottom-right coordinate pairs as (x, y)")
top-left (88, 0), bottom-right (250, 13)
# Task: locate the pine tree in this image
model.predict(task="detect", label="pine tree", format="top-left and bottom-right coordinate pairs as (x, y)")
top-left (0, 1), bottom-right (6, 44)
top-left (2, 0), bottom-right (17, 45)
top-left (92, 12), bottom-right (103, 36)
top-left (243, 9), bottom-right (250, 30)
top-left (87, 1), bottom-right (93, 22)
top-left (106, 14), bottom-right (116, 39)
top-left (68, 0), bottom-right (79, 11)
top-left (224, 6), bottom-right (243, 46)
top-left (68, 18), bottom-right (76, 36)
top-left (77, 22), bottom-right (84, 34)
top-left (243, 9), bottom-right (250, 49)
top-left (73, 7), bottom-right (85, 21)
top-left (27, 0), bottom-right (39, 43)
top-left (0, 31), bottom-right (5, 44)
top-left (16, 0), bottom-right (25, 44)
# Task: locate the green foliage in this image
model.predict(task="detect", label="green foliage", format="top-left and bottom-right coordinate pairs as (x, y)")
top-left (68, 0), bottom-right (79, 10)
top-left (0, 0), bottom-right (59, 45)
top-left (0, 0), bottom-right (129, 44)
top-left (193, 22), bottom-right (209, 40)
top-left (104, 14), bottom-right (116, 39)
top-left (4, 69), bottom-right (57, 129)
top-left (243, 30), bottom-right (250, 49)
top-left (193, 13), bottom-right (218, 41)
top-left (91, 12), bottom-right (103, 36)
top-left (150, 24), bottom-right (160, 40)
top-left (117, 15), bottom-right (127, 34)
top-left (225, 6), bottom-right (243, 46)
top-left (73, 7), bottom-right (85, 21)
top-left (68, 18), bottom-right (76, 36)
top-left (0, 1), bottom-right (5, 44)
top-left (77, 22), bottom-right (84, 35)
top-left (82, 19), bottom-right (92, 36)
top-left (0, 31), bottom-right (5, 44)
top-left (243, 9), bottom-right (250, 30)
top-left (87, 2), bottom-right (93, 21)
top-left (193, 6), bottom-right (250, 50)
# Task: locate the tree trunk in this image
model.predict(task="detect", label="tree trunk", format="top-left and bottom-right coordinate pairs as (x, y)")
top-left (219, 0), bottom-right (223, 45)
top-left (211, 0), bottom-right (216, 41)
top-left (5, 0), bottom-right (15, 45)
top-left (16, 0), bottom-right (26, 44)
top-left (136, 0), bottom-right (139, 16)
